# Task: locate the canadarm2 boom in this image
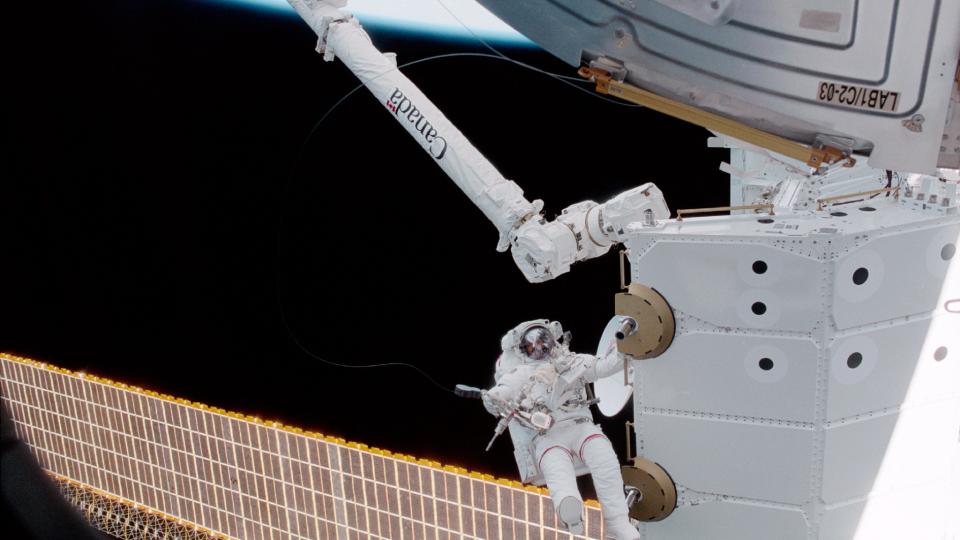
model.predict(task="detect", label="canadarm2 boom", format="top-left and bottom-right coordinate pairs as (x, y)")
top-left (286, 0), bottom-right (670, 282)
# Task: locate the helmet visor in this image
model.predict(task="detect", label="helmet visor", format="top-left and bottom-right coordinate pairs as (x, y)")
top-left (520, 327), bottom-right (556, 361)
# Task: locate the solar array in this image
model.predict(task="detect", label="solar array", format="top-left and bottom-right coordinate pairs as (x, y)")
top-left (0, 354), bottom-right (607, 539)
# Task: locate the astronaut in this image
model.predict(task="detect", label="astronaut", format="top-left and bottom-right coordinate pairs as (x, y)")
top-left (482, 319), bottom-right (640, 540)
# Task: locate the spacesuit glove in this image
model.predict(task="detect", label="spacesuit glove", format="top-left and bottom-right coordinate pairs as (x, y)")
top-left (481, 393), bottom-right (500, 415)
top-left (482, 388), bottom-right (512, 416)
top-left (552, 353), bottom-right (577, 374)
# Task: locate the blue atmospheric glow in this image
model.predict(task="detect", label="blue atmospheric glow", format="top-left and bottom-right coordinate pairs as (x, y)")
top-left (216, 0), bottom-right (533, 45)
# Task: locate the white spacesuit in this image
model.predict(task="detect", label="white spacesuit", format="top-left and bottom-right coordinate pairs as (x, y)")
top-left (483, 320), bottom-right (640, 540)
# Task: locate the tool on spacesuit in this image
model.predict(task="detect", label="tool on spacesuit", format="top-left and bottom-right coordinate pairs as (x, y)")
top-left (454, 383), bottom-right (555, 451)
top-left (453, 384), bottom-right (484, 400)
top-left (484, 412), bottom-right (513, 451)
top-left (485, 406), bottom-right (556, 452)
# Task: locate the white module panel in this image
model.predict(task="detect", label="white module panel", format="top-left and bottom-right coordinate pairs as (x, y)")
top-left (634, 241), bottom-right (822, 332)
top-left (643, 500), bottom-right (807, 540)
top-left (825, 318), bottom-right (930, 421)
top-left (624, 197), bottom-right (959, 538)
top-left (641, 415), bottom-right (813, 504)
top-left (640, 333), bottom-right (819, 422)
top-left (832, 224), bottom-right (959, 329)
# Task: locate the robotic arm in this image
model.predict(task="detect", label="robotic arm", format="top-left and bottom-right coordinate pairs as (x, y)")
top-left (286, 0), bottom-right (670, 282)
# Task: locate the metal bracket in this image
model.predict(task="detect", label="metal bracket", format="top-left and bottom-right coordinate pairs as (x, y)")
top-left (811, 134), bottom-right (857, 169)
top-left (619, 248), bottom-right (629, 290)
top-left (676, 203), bottom-right (775, 221)
top-left (578, 66), bottom-right (855, 169)
top-left (587, 57), bottom-right (627, 82)
top-left (816, 186), bottom-right (900, 211)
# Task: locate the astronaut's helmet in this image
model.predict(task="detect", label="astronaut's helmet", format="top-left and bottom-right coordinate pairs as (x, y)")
top-left (519, 326), bottom-right (556, 361)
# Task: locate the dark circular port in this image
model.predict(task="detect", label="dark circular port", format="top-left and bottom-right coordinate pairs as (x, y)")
top-left (847, 352), bottom-right (863, 369)
top-left (758, 358), bottom-right (774, 371)
top-left (830, 211), bottom-right (847, 217)
top-left (752, 260), bottom-right (768, 274)
top-left (852, 267), bottom-right (869, 285)
top-left (859, 206), bottom-right (876, 212)
top-left (942, 243), bottom-right (956, 261)
top-left (751, 302), bottom-right (767, 315)
top-left (934, 346), bottom-right (948, 361)
top-left (757, 218), bottom-right (774, 224)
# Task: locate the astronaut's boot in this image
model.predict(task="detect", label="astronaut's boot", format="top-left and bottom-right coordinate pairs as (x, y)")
top-left (603, 518), bottom-right (640, 540)
top-left (558, 496), bottom-right (585, 535)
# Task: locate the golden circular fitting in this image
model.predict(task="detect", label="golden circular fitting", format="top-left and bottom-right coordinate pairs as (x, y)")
top-left (621, 457), bottom-right (677, 522)
top-left (614, 283), bottom-right (675, 358)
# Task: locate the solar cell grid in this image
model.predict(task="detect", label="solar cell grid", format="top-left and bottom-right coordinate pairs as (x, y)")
top-left (405, 461), bottom-right (426, 538)
top-left (587, 506), bottom-right (603, 538)
top-left (1, 356), bottom-right (611, 539)
top-left (486, 508), bottom-right (500, 537)
top-left (397, 460), bottom-right (413, 517)
top-left (434, 469), bottom-right (450, 531)
top-left (444, 472), bottom-right (461, 532)
top-left (400, 516), bottom-right (416, 539)
top-left (512, 489), bottom-right (527, 539)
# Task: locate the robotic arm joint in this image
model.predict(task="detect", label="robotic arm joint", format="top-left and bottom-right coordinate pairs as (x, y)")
top-left (509, 183), bottom-right (670, 282)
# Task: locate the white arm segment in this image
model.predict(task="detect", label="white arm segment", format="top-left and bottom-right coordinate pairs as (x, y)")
top-left (287, 0), bottom-right (535, 251)
top-left (287, 0), bottom-right (670, 282)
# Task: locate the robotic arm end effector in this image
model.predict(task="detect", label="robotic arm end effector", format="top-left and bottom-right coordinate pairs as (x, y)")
top-left (507, 183), bottom-right (669, 282)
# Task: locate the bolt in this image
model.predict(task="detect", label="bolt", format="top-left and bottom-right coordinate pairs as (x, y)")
top-left (903, 114), bottom-right (925, 132)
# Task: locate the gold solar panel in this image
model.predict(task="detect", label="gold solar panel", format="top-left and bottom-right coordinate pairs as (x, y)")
top-left (1, 353), bottom-right (607, 539)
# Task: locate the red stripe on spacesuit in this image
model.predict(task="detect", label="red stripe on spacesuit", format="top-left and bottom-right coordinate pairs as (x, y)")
top-left (578, 434), bottom-right (607, 461)
top-left (538, 445), bottom-right (574, 471)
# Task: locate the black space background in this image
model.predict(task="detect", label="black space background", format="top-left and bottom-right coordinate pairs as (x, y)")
top-left (2, 0), bottom-right (727, 482)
